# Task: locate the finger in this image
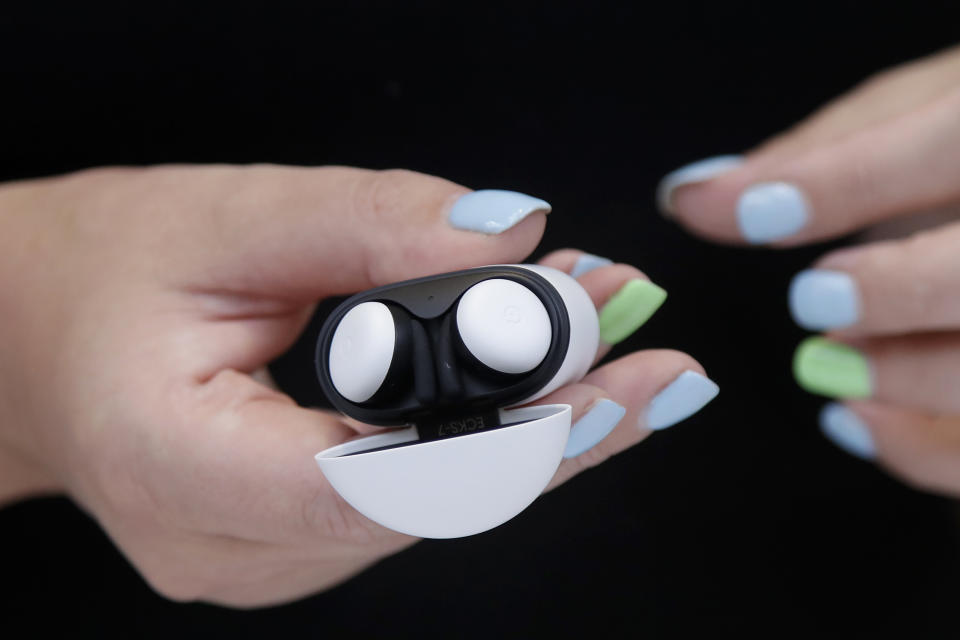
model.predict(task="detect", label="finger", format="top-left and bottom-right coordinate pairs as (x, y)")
top-left (793, 333), bottom-right (960, 416)
top-left (817, 400), bottom-right (960, 498)
top-left (787, 221), bottom-right (960, 334)
top-left (858, 203), bottom-right (960, 244)
top-left (652, 46), bottom-right (960, 216)
top-left (537, 249), bottom-right (667, 360)
top-left (756, 44), bottom-right (960, 160)
top-left (126, 164), bottom-right (551, 375)
top-left (185, 369), bottom-right (411, 547)
top-left (96, 165), bottom-right (549, 299)
top-left (659, 84), bottom-right (960, 246)
top-left (527, 349), bottom-right (719, 491)
top-left (537, 248), bottom-right (612, 276)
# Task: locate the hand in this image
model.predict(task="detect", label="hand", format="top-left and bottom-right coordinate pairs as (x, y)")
top-left (657, 44), bottom-right (960, 494)
top-left (0, 165), bottom-right (718, 606)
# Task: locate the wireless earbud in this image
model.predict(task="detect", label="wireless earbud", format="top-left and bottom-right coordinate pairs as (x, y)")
top-left (328, 301), bottom-right (398, 403)
top-left (314, 264), bottom-right (599, 538)
top-left (454, 278), bottom-right (552, 375)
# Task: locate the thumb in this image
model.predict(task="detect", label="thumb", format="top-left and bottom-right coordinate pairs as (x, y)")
top-left (150, 165), bottom-right (549, 299)
top-left (657, 85), bottom-right (960, 247)
top-left (184, 369), bottom-right (408, 545)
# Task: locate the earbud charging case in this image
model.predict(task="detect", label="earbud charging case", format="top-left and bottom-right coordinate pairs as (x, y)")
top-left (315, 403), bottom-right (571, 538)
top-left (313, 264), bottom-right (598, 539)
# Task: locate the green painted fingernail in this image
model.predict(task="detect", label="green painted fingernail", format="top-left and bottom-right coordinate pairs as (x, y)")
top-left (598, 279), bottom-right (667, 344)
top-left (793, 337), bottom-right (872, 398)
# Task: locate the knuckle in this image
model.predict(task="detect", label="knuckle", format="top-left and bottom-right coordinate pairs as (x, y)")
top-left (891, 232), bottom-right (938, 314)
top-left (147, 573), bottom-right (206, 603)
top-left (890, 464), bottom-right (941, 495)
top-left (300, 483), bottom-right (403, 547)
top-left (631, 349), bottom-right (704, 380)
top-left (573, 445), bottom-right (610, 471)
top-left (856, 68), bottom-right (895, 92)
top-left (848, 154), bottom-right (883, 200)
top-left (64, 165), bottom-right (147, 186)
top-left (361, 169), bottom-right (421, 221)
top-left (357, 168), bottom-right (461, 226)
top-left (349, 168), bottom-right (451, 284)
top-left (135, 552), bottom-right (215, 603)
top-left (600, 263), bottom-right (648, 283)
top-left (663, 348), bottom-right (704, 372)
top-left (83, 444), bottom-right (164, 523)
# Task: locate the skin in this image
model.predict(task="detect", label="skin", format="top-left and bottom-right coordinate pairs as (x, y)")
top-left (0, 165), bottom-right (707, 607)
top-left (665, 44), bottom-right (960, 496)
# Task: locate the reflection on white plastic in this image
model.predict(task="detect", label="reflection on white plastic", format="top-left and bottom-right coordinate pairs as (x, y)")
top-left (315, 404), bottom-right (572, 538)
top-left (511, 265), bottom-right (599, 404)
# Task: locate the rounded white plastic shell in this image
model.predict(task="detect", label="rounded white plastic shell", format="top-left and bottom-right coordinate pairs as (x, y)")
top-left (315, 404), bottom-right (571, 538)
top-left (512, 264), bottom-right (599, 404)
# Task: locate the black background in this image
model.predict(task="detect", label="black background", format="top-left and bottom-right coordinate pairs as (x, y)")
top-left (2, 1), bottom-right (960, 637)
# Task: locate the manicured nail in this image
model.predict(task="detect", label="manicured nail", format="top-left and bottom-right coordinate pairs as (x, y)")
top-left (563, 399), bottom-right (627, 459)
top-left (819, 402), bottom-right (876, 460)
top-left (656, 155), bottom-right (744, 215)
top-left (598, 279), bottom-right (667, 344)
top-left (643, 370), bottom-right (720, 431)
top-left (736, 182), bottom-right (809, 244)
top-left (570, 253), bottom-right (613, 278)
top-left (788, 269), bottom-right (860, 330)
top-left (448, 190), bottom-right (551, 234)
top-left (793, 337), bottom-right (872, 398)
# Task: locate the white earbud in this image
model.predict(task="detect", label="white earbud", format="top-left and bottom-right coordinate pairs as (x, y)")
top-left (328, 301), bottom-right (396, 403)
top-left (455, 278), bottom-right (552, 374)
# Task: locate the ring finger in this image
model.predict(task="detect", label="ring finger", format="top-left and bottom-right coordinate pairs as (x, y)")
top-left (537, 249), bottom-right (668, 363)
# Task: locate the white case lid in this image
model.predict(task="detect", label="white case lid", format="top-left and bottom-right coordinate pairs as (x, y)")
top-left (315, 404), bottom-right (571, 538)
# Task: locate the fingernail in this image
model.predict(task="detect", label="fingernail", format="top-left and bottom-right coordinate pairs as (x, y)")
top-left (643, 370), bottom-right (720, 431)
top-left (448, 189), bottom-right (551, 234)
top-left (736, 182), bottom-right (809, 244)
top-left (793, 337), bottom-right (872, 398)
top-left (788, 269), bottom-right (861, 330)
top-left (598, 279), bottom-right (668, 344)
top-left (657, 155), bottom-right (744, 216)
top-left (570, 253), bottom-right (613, 278)
top-left (819, 402), bottom-right (876, 460)
top-left (563, 399), bottom-right (627, 459)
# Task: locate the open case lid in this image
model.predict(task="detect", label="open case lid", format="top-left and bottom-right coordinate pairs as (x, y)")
top-left (315, 404), bottom-right (572, 538)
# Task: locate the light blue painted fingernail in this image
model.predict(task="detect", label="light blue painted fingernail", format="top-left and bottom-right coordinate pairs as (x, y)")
top-left (789, 269), bottom-right (861, 331)
top-left (819, 402), bottom-right (876, 460)
top-left (644, 370), bottom-right (719, 431)
top-left (449, 189), bottom-right (551, 234)
top-left (656, 155), bottom-right (744, 215)
top-left (736, 182), bottom-right (809, 244)
top-left (563, 399), bottom-right (626, 459)
top-left (570, 253), bottom-right (613, 278)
